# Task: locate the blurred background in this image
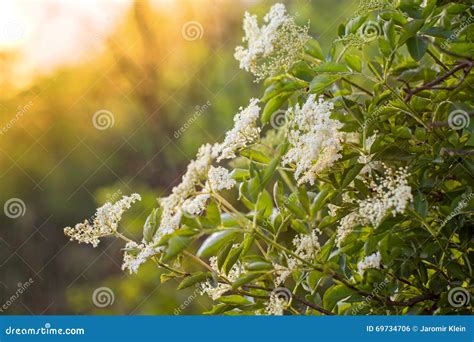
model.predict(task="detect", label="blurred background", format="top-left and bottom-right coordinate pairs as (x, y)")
top-left (0, 0), bottom-right (357, 314)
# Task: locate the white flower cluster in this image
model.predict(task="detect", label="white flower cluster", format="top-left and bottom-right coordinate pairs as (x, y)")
top-left (122, 241), bottom-right (161, 274)
top-left (207, 166), bottom-right (236, 191)
top-left (64, 194), bottom-right (141, 247)
top-left (265, 292), bottom-right (287, 315)
top-left (357, 251), bottom-right (382, 275)
top-left (234, 3), bottom-right (309, 81)
top-left (217, 99), bottom-right (261, 161)
top-left (358, 166), bottom-right (413, 227)
top-left (273, 230), bottom-right (320, 286)
top-left (118, 99), bottom-right (260, 273)
top-left (158, 143), bottom-right (219, 238)
top-left (336, 166), bottom-right (413, 246)
top-left (200, 255), bottom-right (243, 300)
top-left (283, 95), bottom-right (344, 185)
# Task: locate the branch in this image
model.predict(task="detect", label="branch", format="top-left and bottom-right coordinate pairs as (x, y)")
top-left (385, 293), bottom-right (440, 307)
top-left (402, 60), bottom-right (473, 101)
top-left (341, 77), bottom-right (374, 96)
top-left (243, 284), bottom-right (335, 316)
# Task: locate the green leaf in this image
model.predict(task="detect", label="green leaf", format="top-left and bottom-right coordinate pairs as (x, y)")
top-left (143, 207), bottom-right (161, 243)
top-left (206, 199), bottom-right (221, 226)
top-left (224, 245), bottom-right (243, 274)
top-left (246, 261), bottom-right (273, 271)
top-left (311, 188), bottom-right (330, 215)
top-left (291, 219), bottom-right (308, 234)
top-left (304, 39), bottom-right (324, 60)
top-left (240, 148), bottom-right (271, 164)
top-left (218, 295), bottom-right (252, 306)
top-left (197, 230), bottom-right (239, 258)
top-left (178, 272), bottom-right (210, 290)
top-left (261, 156), bottom-right (280, 189)
top-left (256, 190), bottom-right (273, 218)
top-left (261, 94), bottom-right (289, 125)
top-left (230, 168), bottom-right (250, 181)
top-left (344, 55), bottom-right (362, 73)
top-left (232, 271), bottom-right (264, 289)
top-left (309, 75), bottom-right (340, 94)
top-left (323, 285), bottom-right (355, 311)
top-left (398, 19), bottom-right (424, 46)
top-left (273, 181), bottom-right (285, 211)
top-left (406, 36), bottom-right (427, 61)
top-left (313, 63), bottom-right (349, 73)
top-left (163, 235), bottom-right (192, 261)
top-left (217, 242), bottom-right (234, 270)
top-left (342, 163), bottom-right (364, 188)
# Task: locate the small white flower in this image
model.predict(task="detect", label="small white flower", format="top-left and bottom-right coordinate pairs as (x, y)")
top-left (357, 251), bottom-right (382, 275)
top-left (64, 194), bottom-right (141, 247)
top-left (336, 165), bottom-right (413, 246)
top-left (217, 99), bottom-right (261, 161)
top-left (182, 194), bottom-right (210, 216)
top-left (235, 3), bottom-right (309, 81)
top-left (122, 241), bottom-right (162, 274)
top-left (292, 229), bottom-right (320, 261)
top-left (200, 255), bottom-right (244, 300)
top-left (283, 95), bottom-right (343, 185)
top-left (335, 212), bottom-right (362, 247)
top-left (358, 166), bottom-right (413, 227)
top-left (156, 143), bottom-right (219, 239)
top-left (265, 291), bottom-right (287, 315)
top-left (207, 166), bottom-right (236, 191)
